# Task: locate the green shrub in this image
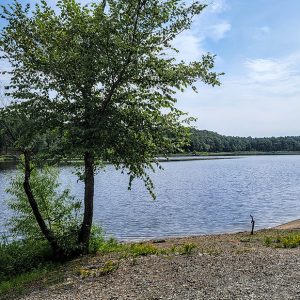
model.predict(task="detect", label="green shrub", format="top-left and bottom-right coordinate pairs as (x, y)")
top-left (0, 237), bottom-right (52, 282)
top-left (265, 233), bottom-right (300, 248)
top-left (6, 164), bottom-right (82, 255)
top-left (179, 243), bottom-right (197, 255)
top-left (128, 244), bottom-right (158, 257)
top-left (265, 236), bottom-right (272, 246)
top-left (97, 237), bottom-right (121, 254)
top-left (89, 226), bottom-right (106, 254)
top-left (281, 234), bottom-right (300, 248)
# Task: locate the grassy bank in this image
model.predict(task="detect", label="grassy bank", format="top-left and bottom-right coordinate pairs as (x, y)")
top-left (1, 228), bottom-right (300, 299)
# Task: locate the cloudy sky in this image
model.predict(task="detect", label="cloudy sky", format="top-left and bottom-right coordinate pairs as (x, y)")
top-left (174, 0), bottom-right (300, 137)
top-left (1, 0), bottom-right (300, 137)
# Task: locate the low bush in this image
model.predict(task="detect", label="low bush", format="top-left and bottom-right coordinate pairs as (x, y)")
top-left (264, 233), bottom-right (300, 248)
top-left (179, 243), bottom-right (197, 255)
top-left (6, 164), bottom-right (82, 256)
top-left (0, 237), bottom-right (52, 282)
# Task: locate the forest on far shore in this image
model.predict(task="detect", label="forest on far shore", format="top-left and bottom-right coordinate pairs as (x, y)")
top-left (185, 129), bottom-right (300, 153)
top-left (2, 128), bottom-right (300, 156)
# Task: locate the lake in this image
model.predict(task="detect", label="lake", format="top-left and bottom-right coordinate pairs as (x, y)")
top-left (0, 155), bottom-right (300, 240)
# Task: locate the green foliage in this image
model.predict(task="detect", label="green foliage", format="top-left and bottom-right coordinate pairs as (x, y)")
top-left (264, 236), bottom-right (273, 246)
top-left (265, 233), bottom-right (300, 248)
top-left (97, 237), bottom-right (122, 253)
top-left (97, 239), bottom-right (197, 257)
top-left (97, 240), bottom-right (161, 257)
top-left (179, 243), bottom-right (197, 255)
top-left (0, 237), bottom-right (63, 298)
top-left (6, 163), bottom-right (82, 254)
top-left (0, 0), bottom-right (222, 254)
top-left (127, 244), bottom-right (159, 257)
top-left (0, 237), bottom-right (52, 282)
top-left (99, 260), bottom-right (119, 275)
top-left (0, 225), bottom-right (106, 283)
top-left (78, 260), bottom-right (119, 278)
top-left (0, 0), bottom-right (221, 197)
top-left (0, 267), bottom-right (54, 298)
top-left (88, 226), bottom-right (106, 254)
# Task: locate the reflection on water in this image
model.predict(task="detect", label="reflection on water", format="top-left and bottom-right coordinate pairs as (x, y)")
top-left (1, 156), bottom-right (300, 240)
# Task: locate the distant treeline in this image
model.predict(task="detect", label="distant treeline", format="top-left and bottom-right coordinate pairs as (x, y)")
top-left (2, 128), bottom-right (300, 155)
top-left (187, 129), bottom-right (300, 153)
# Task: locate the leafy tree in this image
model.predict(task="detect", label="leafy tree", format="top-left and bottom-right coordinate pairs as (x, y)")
top-left (0, 101), bottom-right (71, 258)
top-left (0, 0), bottom-right (221, 256)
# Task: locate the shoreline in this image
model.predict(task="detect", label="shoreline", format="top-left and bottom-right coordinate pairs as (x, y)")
top-left (2, 219), bottom-right (300, 300)
top-left (2, 151), bottom-right (300, 164)
top-left (16, 222), bottom-right (300, 300)
top-left (117, 218), bottom-right (300, 243)
top-left (273, 219), bottom-right (300, 230)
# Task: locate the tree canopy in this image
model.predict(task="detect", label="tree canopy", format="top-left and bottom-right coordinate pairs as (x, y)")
top-left (0, 0), bottom-right (221, 256)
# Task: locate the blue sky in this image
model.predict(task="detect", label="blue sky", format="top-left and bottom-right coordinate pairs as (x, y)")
top-left (174, 0), bottom-right (300, 137)
top-left (1, 0), bottom-right (300, 137)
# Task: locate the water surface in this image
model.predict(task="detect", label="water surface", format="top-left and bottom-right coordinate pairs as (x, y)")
top-left (1, 155), bottom-right (300, 240)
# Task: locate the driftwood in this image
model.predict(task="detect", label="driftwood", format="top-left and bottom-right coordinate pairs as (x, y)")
top-left (250, 215), bottom-right (255, 235)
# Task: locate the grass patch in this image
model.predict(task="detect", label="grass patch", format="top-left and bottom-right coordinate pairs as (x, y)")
top-left (178, 243), bottom-right (197, 255)
top-left (127, 244), bottom-right (159, 257)
top-left (265, 233), bottom-right (300, 248)
top-left (0, 264), bottom-right (63, 299)
top-left (97, 239), bottom-right (197, 258)
top-left (0, 269), bottom-right (46, 298)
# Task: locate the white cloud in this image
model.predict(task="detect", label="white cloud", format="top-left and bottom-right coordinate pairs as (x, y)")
top-left (245, 58), bottom-right (290, 82)
top-left (191, 0), bottom-right (231, 42)
top-left (176, 52), bottom-right (300, 137)
top-left (209, 0), bottom-right (230, 13)
top-left (171, 1), bottom-right (231, 62)
top-left (171, 33), bottom-right (205, 62)
top-left (208, 21), bottom-right (231, 40)
top-left (245, 55), bottom-right (300, 86)
top-left (171, 21), bottom-right (231, 62)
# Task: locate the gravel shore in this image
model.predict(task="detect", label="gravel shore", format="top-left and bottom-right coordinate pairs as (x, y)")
top-left (17, 227), bottom-right (300, 300)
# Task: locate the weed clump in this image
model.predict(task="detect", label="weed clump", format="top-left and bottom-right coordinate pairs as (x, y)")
top-left (79, 260), bottom-right (119, 278)
top-left (179, 243), bottom-right (197, 255)
top-left (265, 233), bottom-right (300, 248)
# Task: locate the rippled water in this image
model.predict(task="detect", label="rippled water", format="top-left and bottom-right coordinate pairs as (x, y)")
top-left (1, 155), bottom-right (300, 240)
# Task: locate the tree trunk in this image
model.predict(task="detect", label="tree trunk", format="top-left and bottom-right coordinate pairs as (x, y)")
top-left (78, 151), bottom-right (95, 254)
top-left (23, 150), bottom-right (64, 259)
